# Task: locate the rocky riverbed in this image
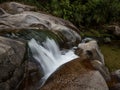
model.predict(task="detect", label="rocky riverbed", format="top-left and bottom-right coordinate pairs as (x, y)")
top-left (0, 2), bottom-right (120, 90)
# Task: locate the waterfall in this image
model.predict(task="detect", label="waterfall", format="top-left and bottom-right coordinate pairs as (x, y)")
top-left (28, 38), bottom-right (78, 87)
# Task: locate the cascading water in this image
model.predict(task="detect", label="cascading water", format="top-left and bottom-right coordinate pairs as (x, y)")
top-left (28, 38), bottom-right (78, 87)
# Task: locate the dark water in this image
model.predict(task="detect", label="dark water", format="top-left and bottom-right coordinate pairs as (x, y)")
top-left (100, 40), bottom-right (120, 72)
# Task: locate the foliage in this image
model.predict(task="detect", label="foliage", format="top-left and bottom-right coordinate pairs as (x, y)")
top-left (0, 0), bottom-right (120, 27)
top-left (40, 0), bottom-right (120, 27)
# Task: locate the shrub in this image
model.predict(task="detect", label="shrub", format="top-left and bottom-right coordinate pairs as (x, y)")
top-left (0, 0), bottom-right (120, 27)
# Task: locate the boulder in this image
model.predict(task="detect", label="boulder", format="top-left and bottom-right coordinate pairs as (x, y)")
top-left (91, 60), bottom-right (111, 81)
top-left (0, 2), bottom-right (36, 14)
top-left (0, 2), bottom-right (81, 45)
top-left (106, 25), bottom-right (120, 36)
top-left (104, 37), bottom-right (111, 43)
top-left (111, 69), bottom-right (120, 82)
top-left (74, 39), bottom-right (111, 81)
top-left (41, 58), bottom-right (109, 90)
top-left (110, 83), bottom-right (120, 90)
top-left (75, 39), bottom-right (104, 64)
top-left (0, 36), bottom-right (26, 65)
top-left (0, 36), bottom-right (26, 90)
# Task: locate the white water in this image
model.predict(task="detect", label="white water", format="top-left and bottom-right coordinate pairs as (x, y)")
top-left (28, 38), bottom-right (78, 87)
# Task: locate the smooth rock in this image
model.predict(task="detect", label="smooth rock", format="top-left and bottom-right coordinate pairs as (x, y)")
top-left (106, 25), bottom-right (120, 36)
top-left (0, 2), bottom-right (36, 14)
top-left (0, 2), bottom-right (81, 45)
top-left (41, 58), bottom-right (109, 90)
top-left (75, 39), bottom-right (111, 81)
top-left (91, 60), bottom-right (111, 81)
top-left (76, 39), bottom-right (104, 64)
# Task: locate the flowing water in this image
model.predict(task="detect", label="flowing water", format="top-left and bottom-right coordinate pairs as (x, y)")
top-left (28, 38), bottom-right (78, 87)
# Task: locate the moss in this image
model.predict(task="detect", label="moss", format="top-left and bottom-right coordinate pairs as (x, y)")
top-left (100, 42), bottom-right (120, 72)
top-left (80, 29), bottom-right (102, 38)
top-left (80, 28), bottom-right (115, 40)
